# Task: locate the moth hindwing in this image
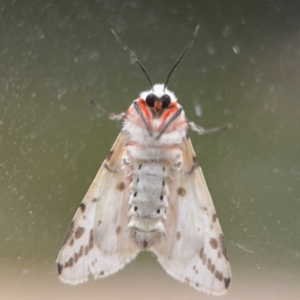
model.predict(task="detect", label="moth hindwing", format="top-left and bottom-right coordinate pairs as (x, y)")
top-left (57, 26), bottom-right (231, 295)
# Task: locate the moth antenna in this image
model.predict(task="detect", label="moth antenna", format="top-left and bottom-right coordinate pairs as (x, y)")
top-left (111, 29), bottom-right (153, 90)
top-left (164, 25), bottom-right (200, 90)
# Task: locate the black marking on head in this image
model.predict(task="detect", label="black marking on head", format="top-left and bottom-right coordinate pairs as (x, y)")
top-left (146, 93), bottom-right (158, 107)
top-left (79, 203), bottom-right (86, 213)
top-left (161, 94), bottom-right (171, 108)
top-left (62, 220), bottom-right (74, 246)
top-left (106, 150), bottom-right (114, 161)
top-left (57, 263), bottom-right (63, 275)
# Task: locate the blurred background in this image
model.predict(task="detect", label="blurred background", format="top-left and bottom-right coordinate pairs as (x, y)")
top-left (1, 0), bottom-right (300, 299)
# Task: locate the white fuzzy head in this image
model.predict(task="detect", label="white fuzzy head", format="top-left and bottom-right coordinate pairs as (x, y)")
top-left (140, 84), bottom-right (177, 102)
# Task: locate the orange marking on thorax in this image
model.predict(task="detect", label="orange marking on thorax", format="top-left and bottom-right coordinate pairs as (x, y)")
top-left (161, 103), bottom-right (180, 122)
top-left (137, 98), bottom-right (152, 126)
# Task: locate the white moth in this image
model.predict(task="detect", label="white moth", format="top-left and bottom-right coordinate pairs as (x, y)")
top-left (57, 25), bottom-right (231, 295)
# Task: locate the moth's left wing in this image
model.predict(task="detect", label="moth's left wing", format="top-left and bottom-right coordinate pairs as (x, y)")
top-left (57, 132), bottom-right (139, 284)
top-left (151, 136), bottom-right (231, 295)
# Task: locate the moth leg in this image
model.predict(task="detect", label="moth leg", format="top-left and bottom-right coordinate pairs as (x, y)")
top-left (109, 112), bottom-right (126, 121)
top-left (89, 98), bottom-right (126, 121)
top-left (188, 122), bottom-right (230, 135)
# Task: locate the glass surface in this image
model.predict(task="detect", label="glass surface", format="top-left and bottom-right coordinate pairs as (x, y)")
top-left (1, 1), bottom-right (299, 299)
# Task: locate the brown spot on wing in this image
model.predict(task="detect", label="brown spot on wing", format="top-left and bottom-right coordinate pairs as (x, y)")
top-left (215, 271), bottom-right (223, 281)
top-left (177, 187), bottom-right (187, 197)
top-left (75, 227), bottom-right (85, 239)
top-left (116, 226), bottom-right (121, 235)
top-left (195, 282), bottom-right (199, 287)
top-left (100, 270), bottom-right (105, 276)
top-left (199, 247), bottom-right (207, 265)
top-left (85, 229), bottom-right (94, 255)
top-left (210, 238), bottom-right (218, 249)
top-left (98, 220), bottom-right (102, 226)
top-left (70, 238), bottom-right (74, 247)
top-left (176, 231), bottom-right (181, 240)
top-left (116, 182), bottom-right (125, 191)
top-left (74, 246), bottom-right (84, 263)
top-left (106, 150), bottom-right (114, 161)
top-left (57, 263), bottom-right (63, 275)
top-left (62, 220), bottom-right (74, 246)
top-left (64, 257), bottom-right (74, 268)
top-left (89, 229), bottom-right (94, 248)
top-left (224, 277), bottom-right (231, 289)
top-left (207, 258), bottom-right (212, 270)
top-left (79, 203), bottom-right (86, 212)
top-left (143, 240), bottom-right (148, 249)
top-left (219, 233), bottom-right (229, 260)
top-left (212, 213), bottom-right (217, 223)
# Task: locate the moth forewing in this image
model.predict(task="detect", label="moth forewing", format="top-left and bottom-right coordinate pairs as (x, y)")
top-left (57, 132), bottom-right (139, 284)
top-left (151, 136), bottom-right (231, 295)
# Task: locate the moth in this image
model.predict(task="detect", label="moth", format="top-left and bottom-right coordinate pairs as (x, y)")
top-left (57, 25), bottom-right (231, 295)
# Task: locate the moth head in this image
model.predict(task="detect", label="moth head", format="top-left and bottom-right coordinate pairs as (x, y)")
top-left (140, 84), bottom-right (177, 111)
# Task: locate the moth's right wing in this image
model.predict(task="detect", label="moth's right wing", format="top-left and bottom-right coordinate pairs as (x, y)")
top-left (57, 132), bottom-right (139, 284)
top-left (151, 136), bottom-right (231, 295)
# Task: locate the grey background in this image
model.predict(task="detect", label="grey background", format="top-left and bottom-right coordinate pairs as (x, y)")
top-left (1, 0), bottom-right (299, 299)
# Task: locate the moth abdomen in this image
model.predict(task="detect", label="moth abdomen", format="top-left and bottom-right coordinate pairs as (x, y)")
top-left (127, 160), bottom-right (170, 248)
